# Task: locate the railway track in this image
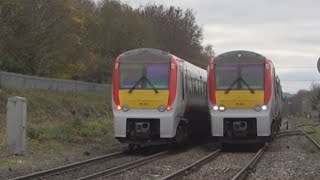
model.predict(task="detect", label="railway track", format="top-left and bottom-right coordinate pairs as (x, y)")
top-left (230, 144), bottom-right (268, 180)
top-left (162, 127), bottom-right (319, 180)
top-left (10, 151), bottom-right (124, 180)
top-left (11, 125), bottom-right (320, 180)
top-left (77, 150), bottom-right (170, 180)
top-left (296, 124), bottom-right (320, 150)
top-left (161, 144), bottom-right (268, 180)
top-left (161, 149), bottom-right (221, 180)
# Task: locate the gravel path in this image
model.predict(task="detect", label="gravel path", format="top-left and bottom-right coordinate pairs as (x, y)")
top-left (248, 134), bottom-right (320, 180)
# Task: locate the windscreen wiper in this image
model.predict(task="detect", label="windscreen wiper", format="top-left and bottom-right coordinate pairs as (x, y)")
top-left (128, 76), bottom-right (144, 93)
top-left (128, 76), bottom-right (159, 94)
top-left (145, 77), bottom-right (159, 94)
top-left (224, 77), bottom-right (255, 94)
top-left (225, 78), bottom-right (241, 94)
top-left (241, 78), bottom-right (255, 94)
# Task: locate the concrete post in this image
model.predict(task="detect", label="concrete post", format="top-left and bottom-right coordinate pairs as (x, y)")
top-left (6, 96), bottom-right (27, 155)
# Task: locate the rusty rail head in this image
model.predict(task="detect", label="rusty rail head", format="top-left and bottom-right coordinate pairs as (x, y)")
top-left (231, 143), bottom-right (268, 180)
top-left (296, 126), bottom-right (320, 150)
top-left (161, 149), bottom-right (221, 180)
top-left (10, 151), bottom-right (124, 180)
top-left (77, 150), bottom-right (170, 180)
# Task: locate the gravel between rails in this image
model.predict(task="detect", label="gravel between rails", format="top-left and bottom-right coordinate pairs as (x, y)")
top-left (247, 135), bottom-right (320, 180)
top-left (105, 144), bottom-right (218, 180)
top-left (186, 150), bottom-right (257, 180)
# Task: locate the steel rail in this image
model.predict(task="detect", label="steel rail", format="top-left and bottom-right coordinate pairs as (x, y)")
top-left (231, 143), bottom-right (268, 180)
top-left (276, 130), bottom-right (304, 138)
top-left (10, 151), bottom-right (123, 180)
top-left (297, 126), bottom-right (320, 150)
top-left (161, 149), bottom-right (221, 180)
top-left (77, 150), bottom-right (170, 180)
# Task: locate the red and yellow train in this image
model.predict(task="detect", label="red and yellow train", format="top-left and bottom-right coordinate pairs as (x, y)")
top-left (112, 48), bottom-right (210, 149)
top-left (208, 50), bottom-right (283, 145)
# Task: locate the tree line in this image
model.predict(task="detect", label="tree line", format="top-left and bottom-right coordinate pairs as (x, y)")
top-left (0, 0), bottom-right (214, 83)
top-left (283, 83), bottom-right (320, 120)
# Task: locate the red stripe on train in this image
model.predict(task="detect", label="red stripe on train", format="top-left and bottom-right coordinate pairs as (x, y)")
top-left (264, 58), bottom-right (272, 104)
top-left (167, 56), bottom-right (178, 111)
top-left (208, 58), bottom-right (216, 105)
top-left (112, 57), bottom-right (121, 110)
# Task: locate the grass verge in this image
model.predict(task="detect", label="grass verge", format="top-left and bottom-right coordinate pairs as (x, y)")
top-left (0, 88), bottom-right (119, 172)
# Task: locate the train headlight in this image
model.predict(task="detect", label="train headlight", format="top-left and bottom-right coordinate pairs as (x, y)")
top-left (218, 106), bottom-right (226, 112)
top-left (158, 105), bottom-right (166, 112)
top-left (122, 105), bottom-right (130, 112)
top-left (255, 105), bottom-right (262, 112)
top-left (262, 105), bottom-right (268, 110)
top-left (116, 105), bottom-right (122, 111)
top-left (213, 105), bottom-right (219, 111)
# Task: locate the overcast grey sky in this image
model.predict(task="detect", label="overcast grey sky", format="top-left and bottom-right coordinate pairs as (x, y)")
top-left (122, 0), bottom-right (320, 93)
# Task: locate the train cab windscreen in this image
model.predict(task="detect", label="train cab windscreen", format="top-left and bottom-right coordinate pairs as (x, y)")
top-left (119, 63), bottom-right (170, 90)
top-left (215, 64), bottom-right (264, 91)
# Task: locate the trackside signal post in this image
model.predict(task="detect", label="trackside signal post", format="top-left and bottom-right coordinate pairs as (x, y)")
top-left (6, 96), bottom-right (27, 155)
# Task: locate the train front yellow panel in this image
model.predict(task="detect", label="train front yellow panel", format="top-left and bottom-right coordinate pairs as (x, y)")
top-left (216, 90), bottom-right (264, 108)
top-left (119, 90), bottom-right (169, 109)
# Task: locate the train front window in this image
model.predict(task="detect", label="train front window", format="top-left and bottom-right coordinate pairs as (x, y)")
top-left (119, 63), bottom-right (169, 89)
top-left (215, 64), bottom-right (264, 90)
top-left (215, 65), bottom-right (238, 89)
top-left (146, 64), bottom-right (169, 89)
top-left (119, 64), bottom-right (144, 89)
top-left (241, 64), bottom-right (264, 89)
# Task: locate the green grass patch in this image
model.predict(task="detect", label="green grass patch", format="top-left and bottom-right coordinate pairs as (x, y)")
top-left (27, 117), bottom-right (115, 143)
top-left (0, 88), bottom-right (111, 122)
top-left (309, 125), bottom-right (320, 144)
top-left (0, 88), bottom-right (121, 173)
top-left (301, 125), bottom-right (320, 145)
top-left (0, 87), bottom-right (116, 152)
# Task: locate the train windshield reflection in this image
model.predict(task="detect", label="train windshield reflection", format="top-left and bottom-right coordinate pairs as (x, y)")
top-left (215, 64), bottom-right (264, 90)
top-left (119, 63), bottom-right (170, 89)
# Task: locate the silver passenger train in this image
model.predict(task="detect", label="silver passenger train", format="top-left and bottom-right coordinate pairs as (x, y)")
top-left (112, 48), bottom-right (210, 149)
top-left (207, 50), bottom-right (283, 145)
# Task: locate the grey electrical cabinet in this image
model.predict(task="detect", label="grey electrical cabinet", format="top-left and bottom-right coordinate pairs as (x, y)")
top-left (6, 96), bottom-right (27, 155)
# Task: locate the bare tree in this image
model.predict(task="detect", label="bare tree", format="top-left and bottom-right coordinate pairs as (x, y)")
top-left (310, 83), bottom-right (320, 120)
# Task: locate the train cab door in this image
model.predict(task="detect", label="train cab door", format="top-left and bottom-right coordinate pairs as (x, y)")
top-left (177, 61), bottom-right (187, 113)
top-left (179, 61), bottom-right (186, 103)
top-left (183, 63), bottom-right (190, 113)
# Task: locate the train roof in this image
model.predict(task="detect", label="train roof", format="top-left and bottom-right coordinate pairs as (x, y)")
top-left (214, 50), bottom-right (266, 64)
top-left (118, 48), bottom-right (207, 76)
top-left (118, 48), bottom-right (171, 62)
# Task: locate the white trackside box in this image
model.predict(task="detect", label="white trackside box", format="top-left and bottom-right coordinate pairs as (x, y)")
top-left (6, 96), bottom-right (27, 155)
